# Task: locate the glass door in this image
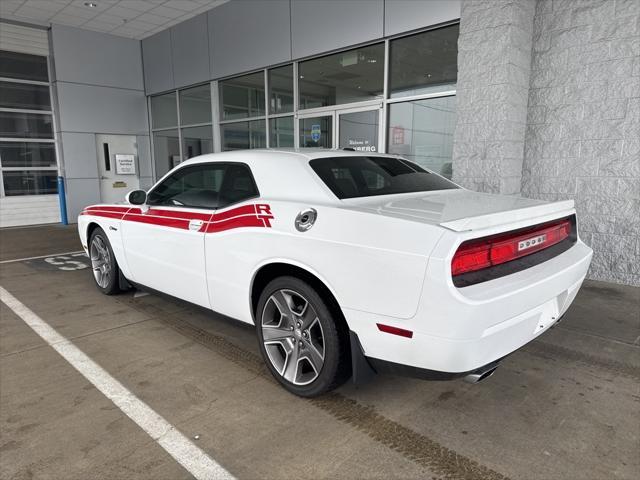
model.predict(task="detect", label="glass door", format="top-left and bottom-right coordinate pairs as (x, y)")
top-left (298, 114), bottom-right (333, 148)
top-left (337, 106), bottom-right (382, 153)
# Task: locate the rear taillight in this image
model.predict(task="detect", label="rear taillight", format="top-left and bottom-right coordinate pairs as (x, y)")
top-left (451, 218), bottom-right (572, 277)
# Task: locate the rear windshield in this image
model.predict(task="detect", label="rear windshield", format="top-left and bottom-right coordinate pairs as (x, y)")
top-left (309, 156), bottom-right (458, 199)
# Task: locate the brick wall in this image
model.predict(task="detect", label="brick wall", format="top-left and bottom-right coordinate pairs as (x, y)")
top-left (522, 0), bottom-right (639, 285)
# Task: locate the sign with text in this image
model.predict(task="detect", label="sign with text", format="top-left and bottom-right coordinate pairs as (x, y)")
top-left (115, 154), bottom-right (136, 175)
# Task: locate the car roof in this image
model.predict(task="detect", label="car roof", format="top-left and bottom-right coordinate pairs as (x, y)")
top-left (180, 148), bottom-right (397, 166)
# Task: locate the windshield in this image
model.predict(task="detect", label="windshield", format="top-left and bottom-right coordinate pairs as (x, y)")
top-left (309, 156), bottom-right (458, 199)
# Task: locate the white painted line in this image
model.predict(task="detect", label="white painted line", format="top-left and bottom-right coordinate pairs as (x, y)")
top-left (0, 286), bottom-right (235, 480)
top-left (133, 290), bottom-right (150, 298)
top-left (0, 250), bottom-right (86, 264)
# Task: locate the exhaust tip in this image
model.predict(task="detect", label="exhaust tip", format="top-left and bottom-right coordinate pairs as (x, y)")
top-left (463, 366), bottom-right (498, 384)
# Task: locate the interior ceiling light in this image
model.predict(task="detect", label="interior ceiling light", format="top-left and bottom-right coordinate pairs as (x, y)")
top-left (84, 2), bottom-right (97, 7)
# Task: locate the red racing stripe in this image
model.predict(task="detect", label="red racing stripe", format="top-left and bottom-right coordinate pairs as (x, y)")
top-left (82, 203), bottom-right (273, 233)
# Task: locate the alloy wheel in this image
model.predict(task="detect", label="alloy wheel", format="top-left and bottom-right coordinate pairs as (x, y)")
top-left (90, 235), bottom-right (112, 289)
top-left (261, 289), bottom-right (325, 385)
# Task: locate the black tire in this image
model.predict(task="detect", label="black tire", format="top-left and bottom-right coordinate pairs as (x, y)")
top-left (88, 227), bottom-right (121, 295)
top-left (255, 276), bottom-right (350, 397)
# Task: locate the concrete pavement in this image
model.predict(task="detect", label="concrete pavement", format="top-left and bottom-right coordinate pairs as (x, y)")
top-left (0, 224), bottom-right (638, 479)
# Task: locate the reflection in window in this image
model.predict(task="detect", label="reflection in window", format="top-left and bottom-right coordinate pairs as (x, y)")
top-left (150, 92), bottom-right (178, 129)
top-left (0, 111), bottom-right (53, 138)
top-left (269, 65), bottom-right (293, 114)
top-left (0, 50), bottom-right (49, 82)
top-left (269, 116), bottom-right (294, 148)
top-left (387, 96), bottom-right (457, 178)
top-left (0, 81), bottom-right (51, 110)
top-left (2, 170), bottom-right (57, 196)
top-left (390, 24), bottom-right (459, 98)
top-left (219, 72), bottom-right (265, 120)
top-left (182, 125), bottom-right (213, 160)
top-left (221, 120), bottom-right (266, 151)
top-left (0, 142), bottom-right (56, 168)
top-left (299, 43), bottom-right (384, 109)
top-left (153, 129), bottom-right (180, 179)
top-left (180, 84), bottom-right (211, 125)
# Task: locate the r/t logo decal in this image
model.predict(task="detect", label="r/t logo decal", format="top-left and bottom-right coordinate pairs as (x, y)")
top-left (256, 204), bottom-right (274, 227)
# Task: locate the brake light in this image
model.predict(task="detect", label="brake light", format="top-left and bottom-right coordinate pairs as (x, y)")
top-left (451, 218), bottom-right (571, 277)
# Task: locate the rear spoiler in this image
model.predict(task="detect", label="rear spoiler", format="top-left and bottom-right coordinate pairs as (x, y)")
top-left (440, 199), bottom-right (575, 232)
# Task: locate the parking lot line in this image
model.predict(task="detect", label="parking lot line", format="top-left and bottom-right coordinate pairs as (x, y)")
top-left (0, 250), bottom-right (86, 264)
top-left (0, 285), bottom-right (235, 480)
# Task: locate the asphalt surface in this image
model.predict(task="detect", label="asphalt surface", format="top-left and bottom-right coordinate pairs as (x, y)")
top-left (0, 224), bottom-right (638, 480)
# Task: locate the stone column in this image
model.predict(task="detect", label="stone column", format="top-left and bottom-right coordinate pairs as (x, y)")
top-left (452, 0), bottom-right (536, 194)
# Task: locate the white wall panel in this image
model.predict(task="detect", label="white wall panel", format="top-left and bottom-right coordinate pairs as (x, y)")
top-left (51, 24), bottom-right (143, 90)
top-left (171, 13), bottom-right (210, 88)
top-left (56, 82), bottom-right (148, 135)
top-left (208, 0), bottom-right (291, 78)
top-left (384, 0), bottom-right (461, 36)
top-left (141, 30), bottom-right (174, 94)
top-left (291, 0), bottom-right (384, 59)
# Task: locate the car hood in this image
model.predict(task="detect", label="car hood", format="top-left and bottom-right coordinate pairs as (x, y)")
top-left (340, 189), bottom-right (575, 232)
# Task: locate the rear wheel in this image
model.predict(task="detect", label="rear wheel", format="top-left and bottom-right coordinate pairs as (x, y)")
top-left (256, 276), bottom-right (349, 397)
top-left (89, 227), bottom-right (120, 295)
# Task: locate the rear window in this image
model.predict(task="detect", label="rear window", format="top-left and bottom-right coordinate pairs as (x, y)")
top-left (310, 156), bottom-right (458, 199)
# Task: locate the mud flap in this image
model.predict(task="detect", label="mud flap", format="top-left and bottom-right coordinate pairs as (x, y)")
top-left (349, 331), bottom-right (377, 386)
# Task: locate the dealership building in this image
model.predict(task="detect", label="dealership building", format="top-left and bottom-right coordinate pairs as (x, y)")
top-left (0, 0), bottom-right (637, 285)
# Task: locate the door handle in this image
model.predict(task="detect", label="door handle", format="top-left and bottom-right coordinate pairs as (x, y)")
top-left (188, 219), bottom-right (204, 231)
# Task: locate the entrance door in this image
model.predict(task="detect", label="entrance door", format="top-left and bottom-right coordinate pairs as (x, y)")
top-left (337, 106), bottom-right (382, 153)
top-left (297, 104), bottom-right (382, 151)
top-left (96, 134), bottom-right (140, 204)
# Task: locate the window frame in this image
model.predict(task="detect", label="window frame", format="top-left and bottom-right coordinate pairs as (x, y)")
top-left (146, 161), bottom-right (260, 210)
top-left (0, 48), bottom-right (59, 198)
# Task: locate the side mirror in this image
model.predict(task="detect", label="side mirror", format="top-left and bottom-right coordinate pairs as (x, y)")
top-left (125, 189), bottom-right (147, 205)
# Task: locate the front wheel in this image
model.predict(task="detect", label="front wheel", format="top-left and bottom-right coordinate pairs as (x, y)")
top-left (89, 227), bottom-right (120, 295)
top-left (256, 276), bottom-right (350, 397)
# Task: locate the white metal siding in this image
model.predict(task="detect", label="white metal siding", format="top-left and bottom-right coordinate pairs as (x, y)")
top-left (0, 22), bottom-right (49, 57)
top-left (0, 195), bottom-right (60, 228)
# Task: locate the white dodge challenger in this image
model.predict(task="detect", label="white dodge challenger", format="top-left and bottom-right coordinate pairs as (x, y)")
top-left (78, 149), bottom-right (593, 397)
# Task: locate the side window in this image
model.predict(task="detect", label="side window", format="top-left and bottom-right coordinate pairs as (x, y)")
top-left (147, 164), bottom-right (226, 209)
top-left (219, 164), bottom-right (259, 207)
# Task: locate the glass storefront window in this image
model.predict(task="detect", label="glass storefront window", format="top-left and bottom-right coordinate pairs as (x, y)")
top-left (150, 92), bottom-right (178, 129)
top-left (219, 72), bottom-right (265, 121)
top-left (299, 116), bottom-right (332, 148)
top-left (0, 50), bottom-right (49, 82)
top-left (0, 142), bottom-right (56, 167)
top-left (387, 96), bottom-right (457, 178)
top-left (389, 24), bottom-right (459, 98)
top-left (0, 111), bottom-right (53, 138)
top-left (269, 116), bottom-right (294, 148)
top-left (182, 125), bottom-right (213, 160)
top-left (269, 65), bottom-right (293, 114)
top-left (153, 129), bottom-right (180, 179)
top-left (0, 81), bottom-right (51, 110)
top-left (2, 170), bottom-right (57, 196)
top-left (298, 43), bottom-right (384, 109)
top-left (179, 84), bottom-right (212, 125)
top-left (221, 119), bottom-right (266, 151)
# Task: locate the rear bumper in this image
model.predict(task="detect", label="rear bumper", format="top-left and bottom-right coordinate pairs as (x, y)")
top-left (346, 240), bottom-right (593, 374)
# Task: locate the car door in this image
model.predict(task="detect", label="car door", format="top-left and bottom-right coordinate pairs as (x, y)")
top-left (121, 162), bottom-right (227, 308)
top-left (204, 163), bottom-right (270, 320)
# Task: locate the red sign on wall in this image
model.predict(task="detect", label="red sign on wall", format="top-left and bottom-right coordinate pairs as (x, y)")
top-left (392, 126), bottom-right (405, 145)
